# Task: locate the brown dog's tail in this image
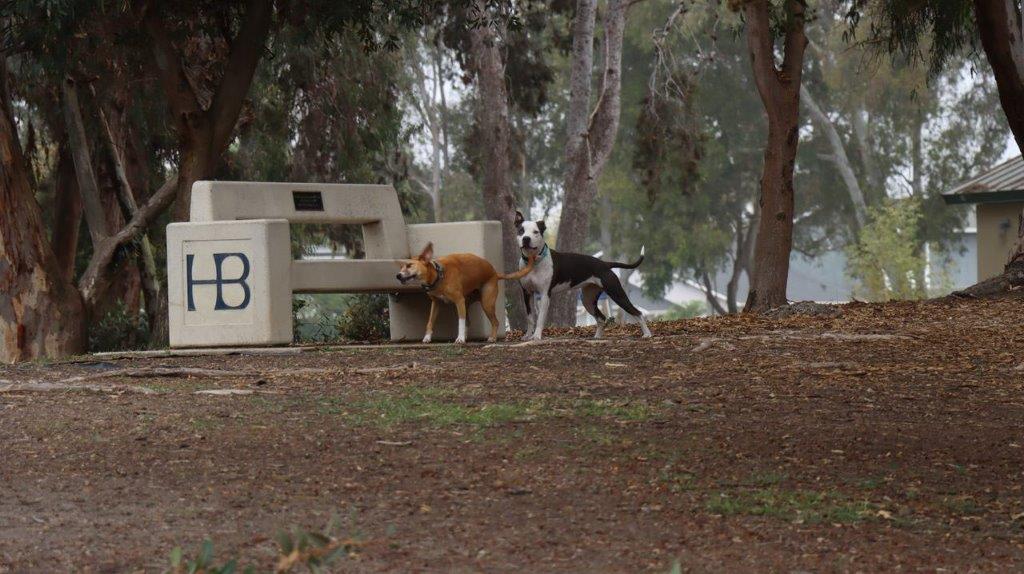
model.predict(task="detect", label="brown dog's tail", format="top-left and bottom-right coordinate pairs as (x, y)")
top-left (497, 253), bottom-right (537, 280)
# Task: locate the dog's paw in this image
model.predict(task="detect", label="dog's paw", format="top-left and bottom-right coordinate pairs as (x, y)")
top-left (454, 337), bottom-right (466, 345)
top-left (486, 337), bottom-right (497, 343)
top-left (422, 334), bottom-right (432, 344)
top-left (520, 333), bottom-right (534, 342)
top-left (640, 332), bottom-right (653, 339)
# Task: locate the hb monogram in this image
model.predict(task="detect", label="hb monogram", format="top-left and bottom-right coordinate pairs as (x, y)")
top-left (186, 252), bottom-right (252, 311)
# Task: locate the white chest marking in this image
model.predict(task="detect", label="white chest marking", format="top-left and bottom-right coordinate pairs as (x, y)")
top-left (519, 253), bottom-right (554, 294)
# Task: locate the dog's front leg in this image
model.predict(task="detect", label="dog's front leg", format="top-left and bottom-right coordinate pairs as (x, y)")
top-left (423, 299), bottom-right (439, 343)
top-left (521, 288), bottom-right (536, 341)
top-left (454, 298), bottom-right (467, 344)
top-left (531, 293), bottom-right (550, 341)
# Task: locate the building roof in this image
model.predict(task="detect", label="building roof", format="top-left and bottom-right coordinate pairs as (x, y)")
top-left (943, 155), bottom-right (1024, 204)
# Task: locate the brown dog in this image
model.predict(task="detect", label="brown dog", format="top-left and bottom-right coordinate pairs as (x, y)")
top-left (396, 243), bottom-right (536, 344)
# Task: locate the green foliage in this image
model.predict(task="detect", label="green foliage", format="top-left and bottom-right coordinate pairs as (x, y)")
top-left (846, 199), bottom-right (927, 302)
top-left (846, 0), bottom-right (975, 78)
top-left (706, 488), bottom-right (876, 524)
top-left (657, 301), bottom-right (707, 321)
top-left (167, 539), bottom-right (247, 574)
top-left (337, 294), bottom-right (390, 341)
top-left (167, 519), bottom-right (356, 574)
top-left (293, 294), bottom-right (390, 343)
top-left (88, 301), bottom-right (149, 353)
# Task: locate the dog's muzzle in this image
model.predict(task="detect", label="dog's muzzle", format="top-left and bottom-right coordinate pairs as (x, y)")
top-left (521, 237), bottom-right (532, 248)
top-left (396, 274), bottom-right (413, 284)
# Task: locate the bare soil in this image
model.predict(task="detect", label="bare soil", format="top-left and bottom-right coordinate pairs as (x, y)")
top-left (2, 298), bottom-right (1024, 573)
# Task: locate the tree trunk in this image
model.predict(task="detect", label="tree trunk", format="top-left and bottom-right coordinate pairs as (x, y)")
top-left (851, 99), bottom-right (883, 205)
top-left (964, 0), bottom-right (1024, 285)
top-left (742, 0), bottom-right (807, 313)
top-left (468, 2), bottom-right (528, 331)
top-left (51, 142), bottom-right (82, 281)
top-left (700, 270), bottom-right (728, 315)
top-left (95, 93), bottom-right (162, 330)
top-left (549, 0), bottom-right (629, 326)
top-left (726, 206), bottom-right (758, 314)
top-left (0, 66), bottom-right (86, 362)
top-left (801, 84), bottom-right (867, 231)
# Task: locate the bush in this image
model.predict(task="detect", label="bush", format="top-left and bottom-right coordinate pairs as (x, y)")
top-left (167, 520), bottom-right (358, 574)
top-left (846, 198), bottom-right (929, 302)
top-left (337, 294), bottom-right (390, 341)
top-left (658, 300), bottom-right (707, 321)
top-left (89, 301), bottom-right (149, 352)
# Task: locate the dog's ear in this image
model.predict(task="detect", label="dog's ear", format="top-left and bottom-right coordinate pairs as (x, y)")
top-left (417, 242), bottom-right (434, 261)
top-left (536, 220), bottom-right (546, 234)
top-left (514, 210), bottom-right (525, 227)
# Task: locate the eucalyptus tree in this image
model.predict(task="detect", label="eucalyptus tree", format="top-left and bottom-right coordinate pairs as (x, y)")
top-left (0, 0), bottom-right (452, 362)
top-left (849, 0), bottom-right (1024, 293)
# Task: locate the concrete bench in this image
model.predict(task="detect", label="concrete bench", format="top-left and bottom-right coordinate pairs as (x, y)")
top-left (167, 181), bottom-right (507, 347)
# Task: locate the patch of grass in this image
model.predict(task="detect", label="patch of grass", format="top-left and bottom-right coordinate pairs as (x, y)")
top-left (438, 346), bottom-right (466, 357)
top-left (570, 398), bottom-right (655, 421)
top-left (746, 471), bottom-right (787, 488)
top-left (190, 417), bottom-right (223, 432)
top-left (941, 496), bottom-right (983, 516)
top-left (573, 423), bottom-right (620, 447)
top-left (329, 387), bottom-right (660, 430)
top-left (659, 470), bottom-right (697, 493)
top-left (706, 488), bottom-right (875, 524)
top-left (345, 388), bottom-right (528, 428)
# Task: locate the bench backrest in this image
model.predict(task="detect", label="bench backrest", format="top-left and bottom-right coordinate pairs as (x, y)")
top-left (189, 181), bottom-right (409, 259)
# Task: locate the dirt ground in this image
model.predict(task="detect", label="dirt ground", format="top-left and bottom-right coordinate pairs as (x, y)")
top-left (2, 298), bottom-right (1024, 573)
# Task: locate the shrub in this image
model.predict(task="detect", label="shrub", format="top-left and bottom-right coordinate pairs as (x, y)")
top-left (167, 521), bottom-right (358, 573)
top-left (846, 198), bottom-right (928, 302)
top-left (337, 294), bottom-right (390, 341)
top-left (89, 301), bottom-right (149, 352)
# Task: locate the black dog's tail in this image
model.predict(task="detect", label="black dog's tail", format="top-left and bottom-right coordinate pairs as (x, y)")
top-left (607, 246), bottom-right (645, 270)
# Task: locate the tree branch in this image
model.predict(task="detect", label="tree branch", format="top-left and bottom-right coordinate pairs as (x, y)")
top-left (143, 4), bottom-right (202, 128)
top-left (209, 0), bottom-right (274, 152)
top-left (60, 76), bottom-right (109, 246)
top-left (588, 0), bottom-right (629, 175)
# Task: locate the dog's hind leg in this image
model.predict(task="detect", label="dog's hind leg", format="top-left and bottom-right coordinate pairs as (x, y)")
top-left (454, 297), bottom-right (468, 344)
top-left (481, 279), bottom-right (500, 342)
top-left (601, 272), bottom-right (652, 338)
top-left (581, 284), bottom-right (608, 339)
top-left (423, 299), bottom-right (440, 343)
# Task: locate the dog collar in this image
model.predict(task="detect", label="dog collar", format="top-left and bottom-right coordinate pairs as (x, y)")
top-left (422, 261), bottom-right (444, 291)
top-left (522, 244), bottom-right (549, 263)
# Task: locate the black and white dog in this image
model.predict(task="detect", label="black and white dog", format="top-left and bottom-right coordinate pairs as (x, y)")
top-left (514, 211), bottom-right (652, 341)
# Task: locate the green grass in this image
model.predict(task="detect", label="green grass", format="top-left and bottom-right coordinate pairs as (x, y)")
top-left (323, 387), bottom-right (660, 430)
top-left (344, 388), bottom-right (529, 428)
top-left (941, 496), bottom-right (983, 516)
top-left (706, 488), bottom-right (876, 524)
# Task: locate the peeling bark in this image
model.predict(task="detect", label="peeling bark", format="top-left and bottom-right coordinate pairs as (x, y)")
top-left (0, 65), bottom-right (86, 362)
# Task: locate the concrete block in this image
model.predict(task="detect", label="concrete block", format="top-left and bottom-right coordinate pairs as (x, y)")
top-left (167, 219), bottom-right (291, 347)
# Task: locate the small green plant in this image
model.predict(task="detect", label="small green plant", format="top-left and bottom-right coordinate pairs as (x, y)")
top-left (89, 300), bottom-right (150, 352)
top-left (167, 519), bottom-right (357, 574)
top-left (337, 294), bottom-right (389, 341)
top-left (167, 540), bottom-right (247, 574)
top-left (657, 300), bottom-right (707, 321)
top-left (706, 488), bottom-right (875, 524)
top-left (846, 198), bottom-right (928, 302)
